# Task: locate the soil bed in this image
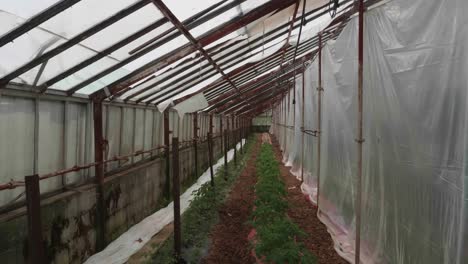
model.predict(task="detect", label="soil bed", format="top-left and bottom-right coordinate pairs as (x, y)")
top-left (202, 135), bottom-right (261, 264)
top-left (271, 137), bottom-right (348, 264)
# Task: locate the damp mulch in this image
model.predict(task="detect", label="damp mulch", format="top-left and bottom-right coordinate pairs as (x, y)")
top-left (202, 135), bottom-right (262, 264)
top-left (271, 137), bottom-right (348, 264)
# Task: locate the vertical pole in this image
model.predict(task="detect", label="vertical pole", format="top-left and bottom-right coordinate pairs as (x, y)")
top-left (226, 115), bottom-right (230, 149)
top-left (223, 129), bottom-right (228, 180)
top-left (293, 69), bottom-right (296, 127)
top-left (164, 110), bottom-right (171, 199)
top-left (208, 114), bottom-right (214, 186)
top-left (232, 115), bottom-right (237, 165)
top-left (172, 137), bottom-right (182, 261)
top-left (93, 100), bottom-right (106, 251)
top-left (25, 174), bottom-right (45, 264)
top-left (220, 116), bottom-right (224, 157)
top-left (193, 113), bottom-right (199, 179)
top-left (301, 68), bottom-right (305, 183)
top-left (62, 101), bottom-right (68, 188)
top-left (238, 117), bottom-right (243, 154)
top-left (317, 33), bottom-right (323, 208)
top-left (355, 1), bottom-right (365, 263)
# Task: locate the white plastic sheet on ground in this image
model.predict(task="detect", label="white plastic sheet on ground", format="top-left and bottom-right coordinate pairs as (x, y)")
top-left (271, 0), bottom-right (468, 263)
top-left (84, 139), bottom-right (246, 264)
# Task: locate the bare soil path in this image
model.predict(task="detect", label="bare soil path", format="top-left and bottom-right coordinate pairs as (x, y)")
top-left (202, 135), bottom-right (261, 264)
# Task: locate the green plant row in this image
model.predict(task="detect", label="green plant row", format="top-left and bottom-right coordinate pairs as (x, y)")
top-left (252, 144), bottom-right (316, 264)
top-left (151, 136), bottom-right (256, 263)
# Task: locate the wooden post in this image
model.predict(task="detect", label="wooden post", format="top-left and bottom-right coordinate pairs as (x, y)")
top-left (227, 115), bottom-right (230, 149)
top-left (238, 117), bottom-right (243, 154)
top-left (193, 113), bottom-right (198, 179)
top-left (172, 137), bottom-right (182, 261)
top-left (224, 129), bottom-right (228, 180)
top-left (25, 175), bottom-right (45, 264)
top-left (232, 115), bottom-right (237, 165)
top-left (220, 115), bottom-right (223, 159)
top-left (208, 114), bottom-right (214, 186)
top-left (164, 110), bottom-right (171, 199)
top-left (93, 100), bottom-right (106, 250)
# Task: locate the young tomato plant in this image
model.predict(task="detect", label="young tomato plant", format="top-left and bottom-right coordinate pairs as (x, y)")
top-left (252, 144), bottom-right (316, 264)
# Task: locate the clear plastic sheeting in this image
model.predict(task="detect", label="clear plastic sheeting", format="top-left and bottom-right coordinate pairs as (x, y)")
top-left (271, 0), bottom-right (468, 263)
top-left (0, 96), bottom-right (93, 207)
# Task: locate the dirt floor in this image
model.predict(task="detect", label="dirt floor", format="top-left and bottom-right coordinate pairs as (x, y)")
top-left (271, 136), bottom-right (348, 264)
top-left (202, 135), bottom-right (261, 264)
top-left (202, 134), bottom-right (346, 264)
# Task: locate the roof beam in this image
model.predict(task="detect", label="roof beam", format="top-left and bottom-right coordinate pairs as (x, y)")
top-left (65, 0), bottom-right (239, 96)
top-left (0, 0), bottom-right (153, 88)
top-left (207, 51), bottom-right (313, 110)
top-left (0, 0), bottom-right (82, 48)
top-left (152, 0), bottom-right (245, 100)
top-left (90, 0), bottom-right (298, 101)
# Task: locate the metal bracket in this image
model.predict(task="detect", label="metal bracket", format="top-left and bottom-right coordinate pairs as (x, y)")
top-left (355, 138), bottom-right (365, 143)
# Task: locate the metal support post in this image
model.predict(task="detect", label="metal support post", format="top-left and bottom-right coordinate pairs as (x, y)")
top-left (355, 1), bottom-right (365, 263)
top-left (172, 137), bottom-right (182, 261)
top-left (93, 100), bottom-right (106, 251)
top-left (164, 110), bottom-right (171, 199)
top-left (208, 115), bottom-right (214, 186)
top-left (301, 69), bottom-right (305, 183)
top-left (193, 113), bottom-right (199, 179)
top-left (25, 174), bottom-right (45, 264)
top-left (232, 115), bottom-right (237, 165)
top-left (223, 129), bottom-right (228, 180)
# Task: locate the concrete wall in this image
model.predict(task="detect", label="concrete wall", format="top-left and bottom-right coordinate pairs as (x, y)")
top-left (0, 136), bottom-right (229, 263)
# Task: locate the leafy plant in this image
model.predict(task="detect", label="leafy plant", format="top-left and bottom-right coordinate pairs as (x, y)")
top-left (252, 144), bottom-right (317, 264)
top-left (151, 136), bottom-right (256, 263)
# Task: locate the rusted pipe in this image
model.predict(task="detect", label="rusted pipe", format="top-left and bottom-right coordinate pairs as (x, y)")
top-left (232, 115), bottom-right (237, 165)
top-left (355, 0), bottom-right (365, 263)
top-left (209, 114), bottom-right (214, 186)
top-left (164, 110), bottom-right (171, 199)
top-left (171, 137), bottom-right (182, 261)
top-left (193, 113), bottom-right (199, 179)
top-left (317, 33), bottom-right (323, 209)
top-left (223, 129), bottom-right (228, 180)
top-left (93, 100), bottom-right (106, 250)
top-left (25, 174), bottom-right (45, 264)
top-left (301, 68), bottom-right (305, 182)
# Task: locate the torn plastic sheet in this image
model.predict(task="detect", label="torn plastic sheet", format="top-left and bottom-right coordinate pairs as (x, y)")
top-left (172, 93), bottom-right (209, 118)
top-left (84, 139), bottom-right (246, 264)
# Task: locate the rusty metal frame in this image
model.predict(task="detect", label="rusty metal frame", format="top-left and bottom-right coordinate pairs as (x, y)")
top-left (355, 0), bottom-right (365, 263)
top-left (0, 0), bottom-right (154, 88)
top-left (90, 0), bottom-right (298, 101)
top-left (0, 0), bottom-right (82, 48)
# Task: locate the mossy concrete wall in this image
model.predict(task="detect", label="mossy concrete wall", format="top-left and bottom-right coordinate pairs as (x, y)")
top-left (0, 137), bottom-right (230, 263)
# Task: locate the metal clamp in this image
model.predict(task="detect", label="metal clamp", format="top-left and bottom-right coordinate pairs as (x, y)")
top-left (355, 138), bottom-right (365, 143)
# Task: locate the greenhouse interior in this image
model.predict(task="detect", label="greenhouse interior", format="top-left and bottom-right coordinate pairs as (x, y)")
top-left (0, 0), bottom-right (467, 263)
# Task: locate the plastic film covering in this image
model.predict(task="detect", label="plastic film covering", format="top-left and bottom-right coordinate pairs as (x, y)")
top-left (0, 96), bottom-right (92, 207)
top-left (271, 0), bottom-right (468, 263)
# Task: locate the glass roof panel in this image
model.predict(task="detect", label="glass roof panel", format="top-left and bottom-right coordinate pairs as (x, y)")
top-left (73, 34), bottom-right (189, 94)
top-left (0, 0), bottom-right (61, 31)
top-left (39, 0), bottom-right (150, 39)
top-left (162, 0), bottom-right (225, 22)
